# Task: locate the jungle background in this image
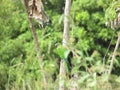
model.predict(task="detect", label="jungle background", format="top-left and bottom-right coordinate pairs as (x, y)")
top-left (0, 0), bottom-right (120, 90)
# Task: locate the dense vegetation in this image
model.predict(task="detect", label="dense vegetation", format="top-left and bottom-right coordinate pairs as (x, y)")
top-left (0, 0), bottom-right (120, 90)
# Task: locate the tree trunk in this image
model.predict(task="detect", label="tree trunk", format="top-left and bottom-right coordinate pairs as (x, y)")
top-left (23, 0), bottom-right (47, 89)
top-left (59, 0), bottom-right (71, 90)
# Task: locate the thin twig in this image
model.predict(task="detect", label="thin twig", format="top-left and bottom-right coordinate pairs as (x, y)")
top-left (103, 34), bottom-right (114, 65)
top-left (108, 32), bottom-right (120, 76)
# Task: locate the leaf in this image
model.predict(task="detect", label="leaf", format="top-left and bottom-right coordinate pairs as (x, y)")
top-left (101, 74), bottom-right (109, 82)
top-left (87, 80), bottom-right (96, 87)
top-left (115, 77), bottom-right (120, 83)
top-left (55, 45), bottom-right (70, 60)
top-left (64, 50), bottom-right (70, 59)
top-left (78, 73), bottom-right (90, 83)
top-left (59, 14), bottom-right (64, 24)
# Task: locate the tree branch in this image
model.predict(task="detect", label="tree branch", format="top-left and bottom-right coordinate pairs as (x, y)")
top-left (23, 0), bottom-right (47, 89)
top-left (109, 32), bottom-right (120, 76)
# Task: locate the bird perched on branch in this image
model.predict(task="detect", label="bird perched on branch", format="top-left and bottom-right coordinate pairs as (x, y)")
top-left (28, 0), bottom-right (51, 28)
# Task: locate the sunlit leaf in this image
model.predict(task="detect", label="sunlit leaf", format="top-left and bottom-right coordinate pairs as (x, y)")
top-left (55, 45), bottom-right (70, 60)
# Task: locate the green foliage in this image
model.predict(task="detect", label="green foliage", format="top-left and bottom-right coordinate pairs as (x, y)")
top-left (0, 0), bottom-right (120, 90)
top-left (0, 40), bottom-right (25, 63)
top-left (105, 0), bottom-right (120, 21)
top-left (55, 45), bottom-right (70, 60)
